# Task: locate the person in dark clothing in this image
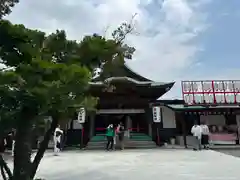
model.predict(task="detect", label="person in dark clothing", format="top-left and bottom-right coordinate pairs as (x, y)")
top-left (0, 137), bottom-right (7, 153)
top-left (118, 122), bottom-right (125, 150)
top-left (200, 122), bottom-right (210, 149)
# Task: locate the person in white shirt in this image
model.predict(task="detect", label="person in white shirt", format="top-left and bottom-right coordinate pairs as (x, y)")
top-left (9, 129), bottom-right (16, 156)
top-left (200, 122), bottom-right (210, 149)
top-left (54, 125), bottom-right (63, 156)
top-left (191, 123), bottom-right (202, 151)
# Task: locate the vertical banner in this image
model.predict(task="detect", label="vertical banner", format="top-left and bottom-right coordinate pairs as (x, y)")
top-left (152, 106), bottom-right (161, 123)
top-left (77, 107), bottom-right (86, 123)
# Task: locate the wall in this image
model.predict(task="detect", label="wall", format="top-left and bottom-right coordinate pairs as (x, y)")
top-left (200, 115), bottom-right (226, 125)
top-left (72, 120), bottom-right (83, 129)
top-left (65, 119), bottom-right (85, 147)
top-left (162, 106), bottom-right (176, 128)
top-left (158, 106), bottom-right (177, 143)
top-left (176, 136), bottom-right (195, 146)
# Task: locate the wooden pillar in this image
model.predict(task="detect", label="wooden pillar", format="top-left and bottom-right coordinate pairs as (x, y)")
top-left (145, 107), bottom-right (152, 136)
top-left (236, 115), bottom-right (240, 145)
top-left (181, 112), bottom-right (187, 148)
top-left (89, 113), bottom-right (95, 138)
top-left (126, 116), bottom-right (132, 130)
top-left (125, 116), bottom-right (132, 140)
top-left (148, 122), bottom-right (152, 136)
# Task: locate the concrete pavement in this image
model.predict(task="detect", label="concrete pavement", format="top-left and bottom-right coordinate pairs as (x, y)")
top-left (2, 149), bottom-right (240, 180)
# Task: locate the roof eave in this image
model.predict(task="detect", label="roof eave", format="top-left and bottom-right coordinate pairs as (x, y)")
top-left (89, 79), bottom-right (175, 88)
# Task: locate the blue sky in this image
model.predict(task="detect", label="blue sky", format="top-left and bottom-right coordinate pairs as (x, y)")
top-left (195, 0), bottom-right (240, 74)
top-left (5, 0), bottom-right (240, 99)
top-left (161, 0), bottom-right (240, 99)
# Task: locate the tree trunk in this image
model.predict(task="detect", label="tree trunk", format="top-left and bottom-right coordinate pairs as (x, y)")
top-left (181, 113), bottom-right (188, 148)
top-left (30, 114), bottom-right (59, 179)
top-left (13, 109), bottom-right (35, 180)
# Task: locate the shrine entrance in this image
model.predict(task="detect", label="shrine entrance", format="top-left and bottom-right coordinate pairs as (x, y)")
top-left (94, 109), bottom-right (148, 135)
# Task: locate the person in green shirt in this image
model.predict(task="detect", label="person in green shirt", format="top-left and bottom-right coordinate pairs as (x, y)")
top-left (106, 124), bottom-right (114, 150)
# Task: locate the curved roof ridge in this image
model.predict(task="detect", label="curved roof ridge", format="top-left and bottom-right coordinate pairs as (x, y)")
top-left (90, 77), bottom-right (175, 87)
top-left (123, 63), bottom-right (153, 82)
top-left (91, 62), bottom-right (174, 84)
top-left (104, 76), bottom-right (151, 84)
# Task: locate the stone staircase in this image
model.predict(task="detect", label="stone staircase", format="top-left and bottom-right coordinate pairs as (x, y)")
top-left (86, 133), bottom-right (157, 150)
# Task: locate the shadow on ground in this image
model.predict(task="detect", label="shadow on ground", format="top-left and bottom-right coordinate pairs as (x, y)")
top-left (214, 149), bottom-right (240, 158)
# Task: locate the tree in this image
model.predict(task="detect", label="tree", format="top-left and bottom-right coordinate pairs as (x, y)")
top-left (0, 23), bottom-right (91, 180)
top-left (0, 18), bottom-right (135, 180)
top-left (0, 0), bottom-right (19, 19)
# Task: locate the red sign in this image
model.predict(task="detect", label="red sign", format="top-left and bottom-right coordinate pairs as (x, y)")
top-left (181, 80), bottom-right (240, 105)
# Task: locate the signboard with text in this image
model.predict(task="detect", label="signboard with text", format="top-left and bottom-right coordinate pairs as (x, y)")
top-left (181, 80), bottom-right (240, 106)
top-left (77, 108), bottom-right (86, 123)
top-left (152, 106), bottom-right (161, 122)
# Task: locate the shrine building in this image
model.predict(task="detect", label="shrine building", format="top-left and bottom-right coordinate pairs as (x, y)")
top-left (65, 63), bottom-right (179, 149)
top-left (64, 66), bottom-right (240, 149)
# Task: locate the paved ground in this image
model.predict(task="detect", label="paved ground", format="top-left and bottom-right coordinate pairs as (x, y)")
top-left (2, 149), bottom-right (240, 180)
top-left (215, 149), bottom-right (240, 158)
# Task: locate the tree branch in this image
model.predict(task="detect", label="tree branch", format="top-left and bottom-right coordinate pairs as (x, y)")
top-left (0, 154), bottom-right (13, 179)
top-left (113, 13), bottom-right (138, 44)
top-left (1, 165), bottom-right (7, 180)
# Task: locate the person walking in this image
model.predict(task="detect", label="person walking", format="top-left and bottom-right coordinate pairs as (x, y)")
top-left (54, 125), bottom-right (63, 156)
top-left (106, 124), bottom-right (114, 151)
top-left (118, 122), bottom-right (125, 150)
top-left (0, 137), bottom-right (7, 153)
top-left (191, 122), bottom-right (202, 151)
top-left (113, 124), bottom-right (119, 150)
top-left (9, 129), bottom-right (16, 156)
top-left (201, 122), bottom-right (210, 149)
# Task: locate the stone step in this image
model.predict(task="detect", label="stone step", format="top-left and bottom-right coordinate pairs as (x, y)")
top-left (86, 146), bottom-right (157, 150)
top-left (87, 140), bottom-right (157, 150)
top-left (87, 144), bottom-right (157, 148)
top-left (88, 140), bottom-right (156, 145)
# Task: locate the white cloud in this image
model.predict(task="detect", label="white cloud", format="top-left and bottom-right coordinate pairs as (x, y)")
top-left (6, 0), bottom-right (212, 98)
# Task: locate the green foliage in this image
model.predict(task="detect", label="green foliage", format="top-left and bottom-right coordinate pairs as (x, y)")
top-left (0, 19), bottom-right (136, 123)
top-left (0, 20), bottom-right (45, 67)
top-left (0, 20), bottom-right (91, 115)
top-left (0, 0), bottom-right (19, 19)
top-left (0, 18), bottom-right (136, 179)
top-left (42, 30), bottom-right (80, 64)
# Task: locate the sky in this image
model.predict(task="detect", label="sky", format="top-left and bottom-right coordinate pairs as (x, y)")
top-left (5, 0), bottom-right (240, 99)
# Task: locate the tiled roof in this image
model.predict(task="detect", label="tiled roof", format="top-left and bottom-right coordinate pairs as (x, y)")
top-left (167, 104), bottom-right (240, 110)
